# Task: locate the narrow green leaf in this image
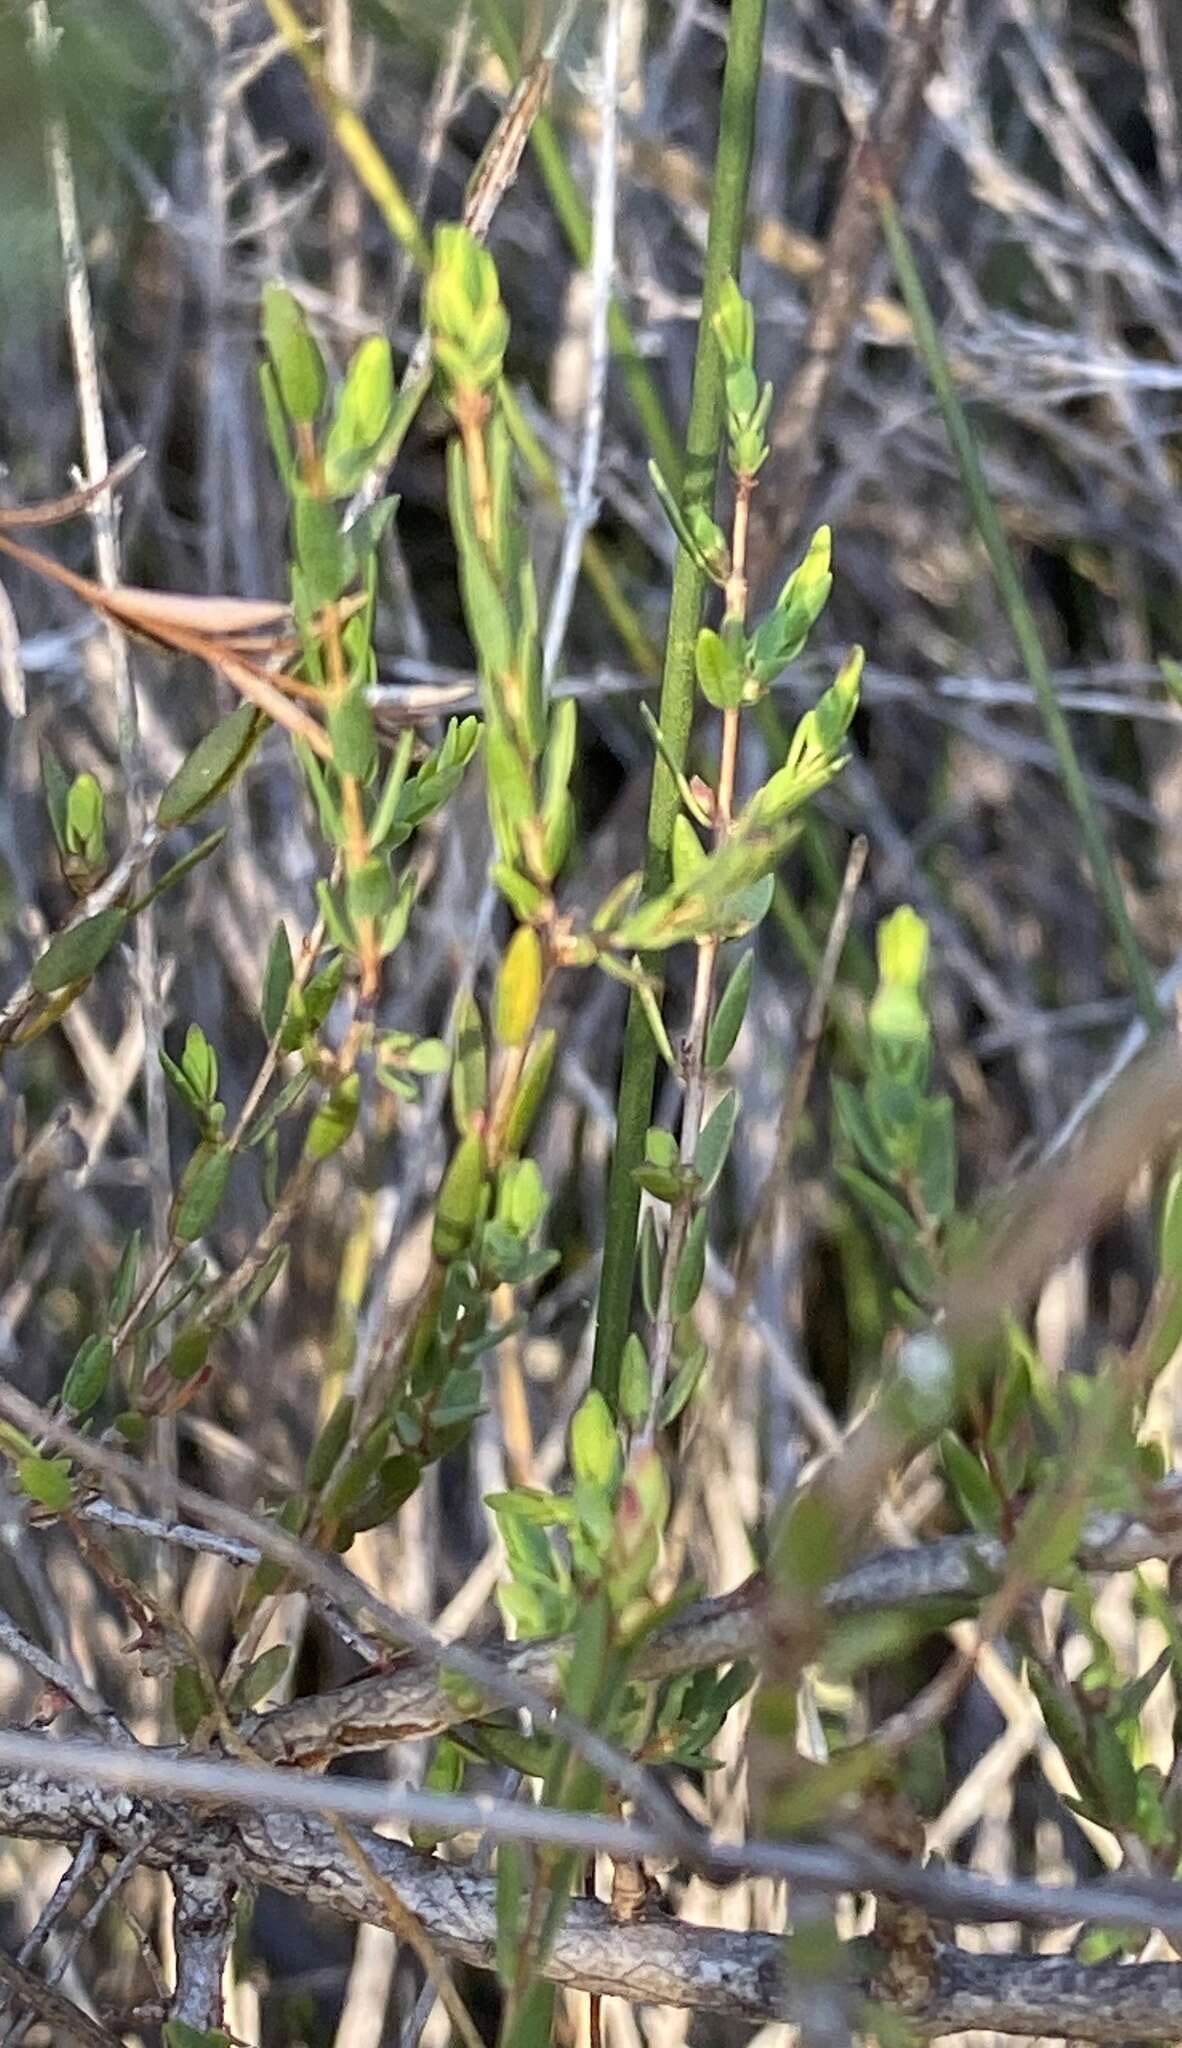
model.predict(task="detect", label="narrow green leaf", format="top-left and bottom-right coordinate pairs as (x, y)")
top-left (323, 335), bottom-right (395, 493)
top-left (172, 1665), bottom-right (212, 1742)
top-left (229, 1643), bottom-right (292, 1712)
top-left (261, 922), bottom-right (294, 1039)
top-left (307, 1395), bottom-right (356, 1492)
top-left (495, 925), bottom-right (544, 1047)
top-left (452, 993), bottom-right (487, 1133)
top-left (261, 282), bottom-right (326, 424)
top-left (694, 1090), bottom-right (738, 1193)
top-left (156, 703), bottom-right (261, 828)
top-left (619, 1334), bottom-right (651, 1429)
top-left (32, 908), bottom-right (127, 994)
top-left (639, 1210), bottom-right (663, 1318)
top-left (671, 1207), bottom-right (708, 1316)
top-left (939, 1431), bottom-right (1003, 1534)
top-left (171, 1143), bottom-right (232, 1243)
top-left (328, 691), bottom-right (378, 782)
top-left (705, 950), bottom-right (753, 1068)
top-left (432, 1131), bottom-right (486, 1260)
top-left (109, 1229), bottom-right (142, 1327)
top-left (502, 1028), bottom-right (556, 1156)
top-left (166, 1324), bottom-right (211, 1384)
top-left (62, 1333), bottom-right (112, 1416)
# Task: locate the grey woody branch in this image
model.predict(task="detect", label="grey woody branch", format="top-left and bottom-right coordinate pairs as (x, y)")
top-left (1, 1764), bottom-right (1181, 2041)
top-left (247, 1477), bottom-right (1182, 1764)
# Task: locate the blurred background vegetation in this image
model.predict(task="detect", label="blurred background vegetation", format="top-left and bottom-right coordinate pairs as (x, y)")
top-left (2, 0), bottom-right (1182, 2039)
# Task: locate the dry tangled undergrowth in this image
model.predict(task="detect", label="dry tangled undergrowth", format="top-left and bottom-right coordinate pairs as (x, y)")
top-left (3, 1), bottom-right (1182, 2045)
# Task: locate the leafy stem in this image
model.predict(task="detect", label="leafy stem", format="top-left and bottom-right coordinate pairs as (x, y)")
top-left (592, 0), bottom-right (770, 1408)
top-left (643, 475), bottom-right (753, 1439)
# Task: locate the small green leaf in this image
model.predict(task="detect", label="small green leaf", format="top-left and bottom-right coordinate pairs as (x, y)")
top-left (636, 970), bottom-right (676, 1070)
top-left (836, 1163), bottom-right (919, 1247)
top-left (172, 1664), bottom-right (212, 1741)
top-left (166, 1324), bottom-right (211, 1384)
top-left (109, 1230), bottom-right (142, 1327)
top-left (878, 904), bottom-right (929, 989)
top-left (939, 1431), bottom-right (1002, 1534)
top-left (324, 1422), bottom-right (393, 1519)
top-left (258, 360), bottom-right (295, 486)
top-left (32, 908), bottom-right (127, 994)
top-left (18, 1453), bottom-right (73, 1512)
top-left (304, 1074), bottom-right (361, 1160)
top-left (671, 812), bottom-right (708, 888)
top-left (1088, 1717), bottom-right (1139, 1827)
top-left (347, 854), bottom-right (394, 923)
top-left (171, 1143), bottom-right (232, 1243)
top-left (570, 1389), bottom-right (620, 1491)
top-left (639, 1211), bottom-right (662, 1318)
top-left (694, 1090), bottom-right (737, 1194)
top-left (295, 491), bottom-right (349, 610)
top-left (307, 1395), bottom-right (355, 1492)
top-left (502, 1028), bottom-right (556, 1155)
top-left (262, 282), bottom-right (326, 424)
top-left (671, 1207), bottom-right (708, 1317)
top-left (695, 625), bottom-right (744, 710)
top-left (323, 335), bottom-right (395, 493)
top-left (65, 772), bottom-right (105, 861)
top-left (619, 1334), bottom-right (651, 1430)
top-left (62, 1333), bottom-right (112, 1416)
top-left (156, 703), bottom-right (261, 827)
top-left (433, 1131), bottom-right (486, 1260)
top-left (229, 1643), bottom-right (292, 1712)
top-left (452, 993), bottom-right (487, 1133)
top-left (181, 1023), bottom-right (218, 1106)
top-left (405, 1037), bottom-right (449, 1075)
top-left (658, 1333), bottom-right (708, 1425)
top-left (412, 1736), bottom-right (466, 1847)
top-left (346, 1451), bottom-right (419, 1533)
top-left (492, 862), bottom-right (549, 921)
top-left (916, 1095), bottom-right (956, 1223)
top-left (262, 922), bottom-right (294, 1039)
top-left (705, 951), bottom-right (753, 1068)
top-left (832, 1078), bottom-right (895, 1181)
top-left (747, 526), bottom-right (833, 682)
top-left (328, 693), bottom-right (378, 786)
top-left (497, 1157), bottom-right (546, 1236)
top-left (368, 728), bottom-right (416, 849)
top-left (494, 925), bottom-right (544, 1047)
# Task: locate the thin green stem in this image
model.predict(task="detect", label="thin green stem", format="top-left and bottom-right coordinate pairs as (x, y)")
top-left (591, 0), bottom-right (769, 1405)
top-left (876, 183), bottom-right (1161, 1031)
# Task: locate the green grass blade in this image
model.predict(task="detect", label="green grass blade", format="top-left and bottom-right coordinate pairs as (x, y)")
top-left (876, 182), bottom-right (1160, 1030)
